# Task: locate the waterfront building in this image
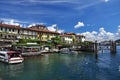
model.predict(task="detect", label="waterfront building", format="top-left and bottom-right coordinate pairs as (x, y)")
top-left (76, 35), bottom-right (85, 43)
top-left (60, 32), bottom-right (85, 44)
top-left (60, 34), bottom-right (73, 44)
top-left (0, 23), bottom-right (85, 49)
top-left (60, 33), bottom-right (73, 44)
top-left (0, 23), bottom-right (59, 48)
top-left (0, 23), bottom-right (20, 47)
top-left (18, 27), bottom-right (38, 39)
top-left (28, 24), bottom-right (59, 42)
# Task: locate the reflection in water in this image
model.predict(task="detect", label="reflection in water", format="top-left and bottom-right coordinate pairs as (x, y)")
top-left (95, 53), bottom-right (98, 62)
top-left (6, 63), bottom-right (24, 77)
top-left (0, 63), bottom-right (24, 80)
top-left (0, 71), bottom-right (3, 80)
top-left (0, 47), bottom-right (120, 80)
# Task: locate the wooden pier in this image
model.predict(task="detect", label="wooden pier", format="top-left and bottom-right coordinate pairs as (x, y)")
top-left (94, 40), bottom-right (117, 53)
top-left (110, 40), bottom-right (117, 53)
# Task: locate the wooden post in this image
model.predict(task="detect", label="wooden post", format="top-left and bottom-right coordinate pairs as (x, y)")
top-left (110, 40), bottom-right (117, 53)
top-left (94, 40), bottom-right (98, 61)
top-left (113, 41), bottom-right (117, 53)
top-left (94, 40), bottom-right (98, 53)
top-left (95, 52), bottom-right (98, 61)
top-left (110, 40), bottom-right (112, 53)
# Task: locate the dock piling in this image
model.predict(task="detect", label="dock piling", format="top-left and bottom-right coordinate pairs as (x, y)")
top-left (110, 40), bottom-right (117, 53)
top-left (94, 40), bottom-right (98, 53)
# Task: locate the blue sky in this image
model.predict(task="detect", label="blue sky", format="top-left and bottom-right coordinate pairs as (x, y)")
top-left (0, 0), bottom-right (120, 41)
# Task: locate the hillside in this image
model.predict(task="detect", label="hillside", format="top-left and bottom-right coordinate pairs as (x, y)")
top-left (115, 39), bottom-right (120, 43)
top-left (116, 39), bottom-right (120, 45)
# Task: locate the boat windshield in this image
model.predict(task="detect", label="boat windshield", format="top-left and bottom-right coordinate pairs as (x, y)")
top-left (8, 53), bottom-right (21, 58)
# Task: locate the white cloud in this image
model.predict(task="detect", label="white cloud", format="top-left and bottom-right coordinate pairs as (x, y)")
top-left (81, 27), bottom-right (117, 42)
top-left (0, 18), bottom-right (20, 26)
top-left (28, 24), bottom-right (36, 28)
top-left (57, 30), bottom-right (65, 33)
top-left (47, 24), bottom-right (64, 33)
top-left (1, 0), bottom-right (78, 6)
top-left (0, 18), bottom-right (31, 27)
top-left (118, 25), bottom-right (120, 28)
top-left (47, 24), bottom-right (57, 32)
top-left (101, 0), bottom-right (109, 3)
top-left (76, 1), bottom-right (100, 10)
top-left (92, 31), bottom-right (98, 35)
top-left (82, 31), bottom-right (98, 41)
top-left (75, 0), bottom-right (109, 10)
top-left (74, 22), bottom-right (84, 29)
top-left (104, 0), bottom-right (109, 3)
top-left (115, 26), bottom-right (120, 40)
top-left (23, 0), bottom-right (80, 4)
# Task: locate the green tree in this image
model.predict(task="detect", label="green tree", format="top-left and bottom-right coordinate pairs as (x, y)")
top-left (72, 35), bottom-right (77, 44)
top-left (18, 38), bottom-right (40, 44)
top-left (51, 36), bottom-right (62, 48)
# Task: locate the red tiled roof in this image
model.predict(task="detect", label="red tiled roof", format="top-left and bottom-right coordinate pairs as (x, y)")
top-left (60, 34), bottom-right (85, 37)
top-left (0, 23), bottom-right (59, 34)
top-left (60, 34), bottom-right (73, 37)
top-left (30, 25), bottom-right (46, 28)
top-left (64, 32), bottom-right (75, 35)
top-left (0, 23), bottom-right (20, 29)
top-left (76, 35), bottom-right (83, 37)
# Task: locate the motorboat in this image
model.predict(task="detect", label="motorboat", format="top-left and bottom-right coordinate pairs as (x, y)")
top-left (0, 51), bottom-right (24, 64)
top-left (60, 48), bottom-right (78, 54)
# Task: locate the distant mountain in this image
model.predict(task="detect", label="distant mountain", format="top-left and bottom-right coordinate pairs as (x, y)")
top-left (115, 39), bottom-right (120, 43)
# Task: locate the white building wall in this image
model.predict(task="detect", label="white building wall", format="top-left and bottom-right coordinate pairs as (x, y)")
top-left (61, 36), bottom-right (73, 44)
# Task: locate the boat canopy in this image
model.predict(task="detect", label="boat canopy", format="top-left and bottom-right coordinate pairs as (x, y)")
top-left (7, 51), bottom-right (21, 54)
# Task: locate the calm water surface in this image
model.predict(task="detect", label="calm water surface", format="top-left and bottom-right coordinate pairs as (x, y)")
top-left (0, 46), bottom-right (120, 80)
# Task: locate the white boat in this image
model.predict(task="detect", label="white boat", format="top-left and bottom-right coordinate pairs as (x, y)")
top-left (60, 48), bottom-right (69, 54)
top-left (60, 48), bottom-right (78, 54)
top-left (0, 51), bottom-right (24, 64)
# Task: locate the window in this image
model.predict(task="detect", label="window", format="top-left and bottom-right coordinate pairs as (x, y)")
top-left (0, 53), bottom-right (5, 57)
top-left (5, 28), bottom-right (7, 32)
top-left (1, 27), bottom-right (3, 31)
top-left (0, 34), bottom-right (2, 37)
top-left (8, 35), bottom-right (11, 38)
top-left (18, 30), bottom-right (20, 34)
top-left (32, 48), bottom-right (39, 52)
top-left (12, 35), bottom-right (14, 38)
top-left (4, 35), bottom-right (7, 39)
top-left (12, 29), bottom-right (14, 32)
top-left (24, 48), bottom-right (31, 52)
top-left (9, 29), bottom-right (11, 31)
top-left (9, 53), bottom-right (20, 58)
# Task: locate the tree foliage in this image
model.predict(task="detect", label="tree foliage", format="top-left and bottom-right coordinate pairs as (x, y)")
top-left (18, 38), bottom-right (40, 44)
top-left (51, 36), bottom-right (62, 45)
top-left (72, 35), bottom-right (77, 44)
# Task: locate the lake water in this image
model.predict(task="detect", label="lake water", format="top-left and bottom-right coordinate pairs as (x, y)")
top-left (0, 46), bottom-right (120, 80)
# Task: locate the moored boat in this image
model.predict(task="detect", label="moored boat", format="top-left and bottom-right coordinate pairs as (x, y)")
top-left (60, 48), bottom-right (78, 54)
top-left (0, 51), bottom-right (24, 64)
